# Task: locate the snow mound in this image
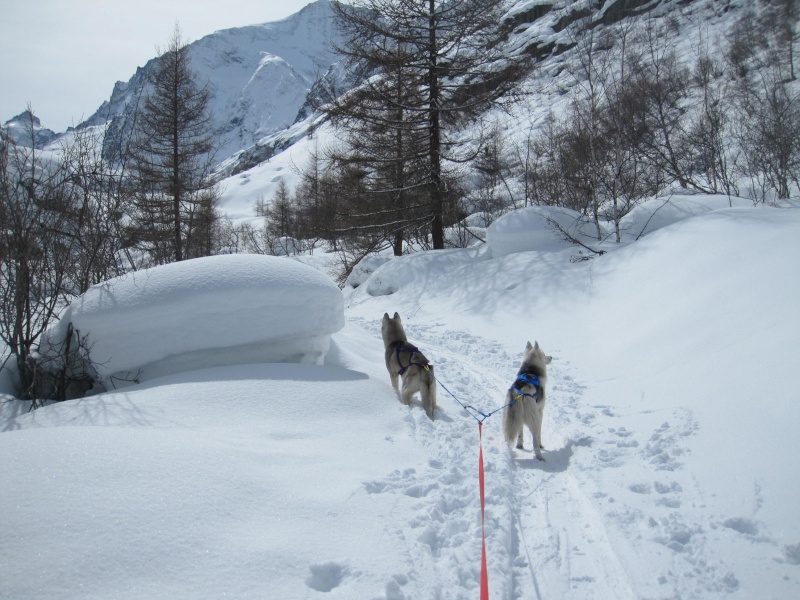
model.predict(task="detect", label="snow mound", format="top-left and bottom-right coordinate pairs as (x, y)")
top-left (486, 205), bottom-right (592, 257)
top-left (50, 254), bottom-right (344, 386)
top-left (486, 196), bottom-right (762, 258)
top-left (618, 194), bottom-right (756, 240)
top-left (363, 249), bottom-right (478, 297)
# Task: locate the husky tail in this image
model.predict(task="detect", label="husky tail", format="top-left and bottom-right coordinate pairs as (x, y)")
top-left (420, 365), bottom-right (437, 420)
top-left (503, 390), bottom-right (524, 446)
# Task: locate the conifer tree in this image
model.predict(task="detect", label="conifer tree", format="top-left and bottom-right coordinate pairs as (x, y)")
top-left (129, 24), bottom-right (218, 263)
top-left (324, 0), bottom-right (529, 251)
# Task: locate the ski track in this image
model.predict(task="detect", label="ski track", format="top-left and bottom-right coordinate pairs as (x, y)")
top-left (352, 317), bottom-right (739, 599)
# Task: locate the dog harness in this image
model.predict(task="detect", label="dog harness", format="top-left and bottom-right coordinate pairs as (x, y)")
top-left (511, 373), bottom-right (541, 402)
top-left (395, 341), bottom-right (425, 376)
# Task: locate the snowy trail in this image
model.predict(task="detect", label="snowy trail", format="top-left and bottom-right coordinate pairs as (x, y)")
top-left (350, 317), bottom-right (629, 599)
top-left (385, 319), bottom-right (608, 599)
top-left (350, 316), bottom-right (733, 599)
top-left (353, 317), bottom-right (514, 599)
top-left (4, 202), bottom-right (799, 600)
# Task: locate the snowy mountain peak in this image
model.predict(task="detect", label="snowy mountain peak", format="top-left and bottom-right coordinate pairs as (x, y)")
top-left (60, 0), bottom-right (345, 165)
top-left (2, 109), bottom-right (58, 147)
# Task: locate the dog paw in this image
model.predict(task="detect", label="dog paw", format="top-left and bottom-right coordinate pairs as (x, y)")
top-left (535, 454), bottom-right (545, 462)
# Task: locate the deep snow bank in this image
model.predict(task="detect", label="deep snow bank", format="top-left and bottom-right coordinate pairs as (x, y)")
top-left (45, 254), bottom-right (344, 387)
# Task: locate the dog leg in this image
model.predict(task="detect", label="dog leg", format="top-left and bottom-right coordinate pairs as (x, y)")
top-left (537, 402), bottom-right (547, 451)
top-left (389, 372), bottom-right (399, 391)
top-left (400, 389), bottom-right (413, 405)
top-left (515, 432), bottom-right (524, 449)
top-left (421, 379), bottom-right (436, 420)
top-left (422, 393), bottom-right (434, 419)
top-left (400, 376), bottom-right (415, 406)
top-left (531, 413), bottom-right (545, 461)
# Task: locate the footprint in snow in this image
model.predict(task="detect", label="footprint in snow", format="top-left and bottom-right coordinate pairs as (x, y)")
top-left (305, 561), bottom-right (348, 592)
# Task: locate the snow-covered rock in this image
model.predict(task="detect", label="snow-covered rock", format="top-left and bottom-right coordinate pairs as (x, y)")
top-left (486, 196), bottom-right (765, 258)
top-left (361, 248), bottom-right (480, 298)
top-left (46, 254), bottom-right (344, 387)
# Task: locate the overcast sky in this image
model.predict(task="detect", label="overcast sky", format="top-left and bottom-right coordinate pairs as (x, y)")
top-left (0, 0), bottom-right (317, 132)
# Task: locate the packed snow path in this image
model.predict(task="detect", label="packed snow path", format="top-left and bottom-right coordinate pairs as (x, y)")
top-left (353, 316), bottom-right (746, 600)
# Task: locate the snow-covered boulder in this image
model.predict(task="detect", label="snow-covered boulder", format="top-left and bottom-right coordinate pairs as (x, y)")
top-left (45, 254), bottom-right (344, 388)
top-left (362, 249), bottom-right (478, 298)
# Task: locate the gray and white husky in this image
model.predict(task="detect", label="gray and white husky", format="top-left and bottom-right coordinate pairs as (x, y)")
top-left (381, 312), bottom-right (437, 420)
top-left (503, 341), bottom-right (552, 460)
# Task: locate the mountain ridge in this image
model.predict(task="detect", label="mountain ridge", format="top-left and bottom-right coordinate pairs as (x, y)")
top-left (3, 0), bottom-right (751, 182)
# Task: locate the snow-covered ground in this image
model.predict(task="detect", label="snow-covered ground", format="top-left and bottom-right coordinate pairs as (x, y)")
top-left (2, 198), bottom-right (799, 599)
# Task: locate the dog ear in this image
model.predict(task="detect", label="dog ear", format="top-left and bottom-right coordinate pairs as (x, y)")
top-left (383, 312), bottom-right (389, 320)
top-left (393, 312), bottom-right (400, 320)
top-left (525, 341), bottom-right (533, 352)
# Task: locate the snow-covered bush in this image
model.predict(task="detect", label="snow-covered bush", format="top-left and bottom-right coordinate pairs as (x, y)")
top-left (344, 254), bottom-right (393, 289)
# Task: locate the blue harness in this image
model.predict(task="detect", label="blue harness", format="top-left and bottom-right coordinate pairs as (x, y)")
top-left (511, 373), bottom-right (541, 402)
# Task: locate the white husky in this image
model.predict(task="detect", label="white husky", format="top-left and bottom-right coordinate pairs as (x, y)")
top-left (503, 341), bottom-right (551, 460)
top-left (381, 312), bottom-right (437, 420)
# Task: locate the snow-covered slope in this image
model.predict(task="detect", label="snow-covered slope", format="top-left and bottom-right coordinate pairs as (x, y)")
top-left (214, 0), bottom-right (756, 220)
top-left (2, 200), bottom-right (799, 598)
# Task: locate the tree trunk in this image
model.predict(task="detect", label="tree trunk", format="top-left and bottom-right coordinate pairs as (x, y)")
top-left (428, 0), bottom-right (444, 250)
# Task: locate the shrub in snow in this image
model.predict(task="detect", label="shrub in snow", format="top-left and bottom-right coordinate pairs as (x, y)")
top-left (271, 236), bottom-right (301, 256)
top-left (444, 213), bottom-right (489, 248)
top-left (28, 322), bottom-right (96, 401)
top-left (39, 254), bottom-right (344, 391)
